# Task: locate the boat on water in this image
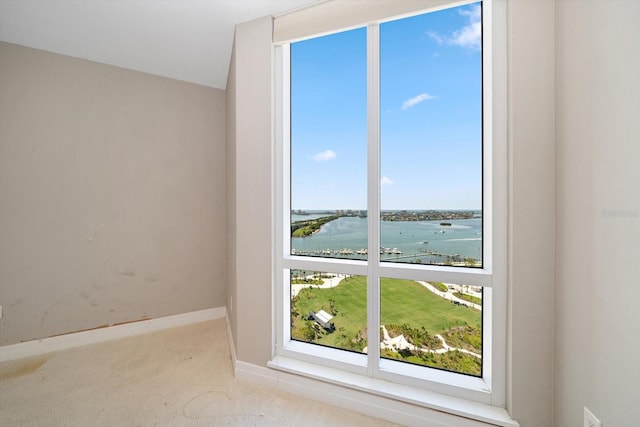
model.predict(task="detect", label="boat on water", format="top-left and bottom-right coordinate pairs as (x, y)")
top-left (379, 247), bottom-right (403, 255)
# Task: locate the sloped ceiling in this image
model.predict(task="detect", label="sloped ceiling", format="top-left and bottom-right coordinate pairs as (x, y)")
top-left (0, 0), bottom-right (319, 89)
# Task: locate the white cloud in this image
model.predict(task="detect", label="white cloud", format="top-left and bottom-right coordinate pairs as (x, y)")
top-left (459, 4), bottom-right (481, 21)
top-left (312, 149), bottom-right (337, 162)
top-left (427, 31), bottom-right (445, 44)
top-left (381, 176), bottom-right (394, 185)
top-left (428, 4), bottom-right (482, 50)
top-left (401, 93), bottom-right (435, 110)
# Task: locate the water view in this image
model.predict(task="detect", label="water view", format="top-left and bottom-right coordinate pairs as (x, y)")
top-left (291, 211), bottom-right (482, 266)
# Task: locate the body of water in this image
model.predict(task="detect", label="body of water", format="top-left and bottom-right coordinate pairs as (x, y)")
top-left (291, 214), bottom-right (482, 266)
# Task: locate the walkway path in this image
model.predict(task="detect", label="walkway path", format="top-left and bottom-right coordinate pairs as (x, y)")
top-left (291, 274), bottom-right (347, 297)
top-left (416, 281), bottom-right (482, 311)
top-left (377, 325), bottom-right (481, 359)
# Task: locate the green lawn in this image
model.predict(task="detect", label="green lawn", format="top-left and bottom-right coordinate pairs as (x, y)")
top-left (291, 276), bottom-right (482, 375)
top-left (453, 291), bottom-right (482, 306)
top-left (380, 278), bottom-right (480, 332)
top-left (429, 281), bottom-right (449, 293)
top-left (292, 275), bottom-right (368, 351)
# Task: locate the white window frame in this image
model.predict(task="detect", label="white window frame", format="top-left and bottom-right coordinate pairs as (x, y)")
top-left (271, 0), bottom-right (508, 414)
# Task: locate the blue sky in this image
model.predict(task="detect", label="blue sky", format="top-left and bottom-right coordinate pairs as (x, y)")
top-left (291, 2), bottom-right (482, 211)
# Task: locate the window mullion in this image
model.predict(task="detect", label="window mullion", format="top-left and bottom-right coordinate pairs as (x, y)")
top-left (378, 264), bottom-right (493, 288)
top-left (366, 23), bottom-right (381, 378)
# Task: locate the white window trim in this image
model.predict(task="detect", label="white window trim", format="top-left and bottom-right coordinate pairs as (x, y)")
top-left (271, 0), bottom-right (511, 423)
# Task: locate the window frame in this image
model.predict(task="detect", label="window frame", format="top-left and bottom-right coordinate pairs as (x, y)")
top-left (272, 0), bottom-right (507, 409)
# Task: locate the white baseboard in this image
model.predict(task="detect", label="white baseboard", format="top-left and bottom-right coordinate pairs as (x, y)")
top-left (234, 360), bottom-right (512, 427)
top-left (0, 307), bottom-right (226, 362)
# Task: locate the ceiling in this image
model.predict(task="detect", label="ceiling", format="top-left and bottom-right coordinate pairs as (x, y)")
top-left (0, 0), bottom-right (319, 89)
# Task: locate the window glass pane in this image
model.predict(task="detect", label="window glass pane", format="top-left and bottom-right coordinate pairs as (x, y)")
top-left (380, 278), bottom-right (483, 377)
top-left (379, 3), bottom-right (483, 267)
top-left (290, 28), bottom-right (368, 260)
top-left (291, 271), bottom-right (368, 353)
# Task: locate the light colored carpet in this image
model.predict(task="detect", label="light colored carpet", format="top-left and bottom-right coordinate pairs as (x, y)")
top-left (0, 319), bottom-right (401, 426)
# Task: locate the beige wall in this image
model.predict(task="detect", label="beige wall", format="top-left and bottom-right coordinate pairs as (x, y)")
top-left (226, 38), bottom-right (238, 344)
top-left (0, 42), bottom-right (227, 346)
top-left (555, 1), bottom-right (640, 426)
top-left (228, 17), bottom-right (274, 365)
top-left (507, 1), bottom-right (555, 425)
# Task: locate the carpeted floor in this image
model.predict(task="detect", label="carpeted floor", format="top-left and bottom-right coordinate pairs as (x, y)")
top-left (0, 319), bottom-right (400, 426)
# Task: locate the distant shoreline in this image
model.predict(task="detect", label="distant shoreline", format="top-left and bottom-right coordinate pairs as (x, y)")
top-left (292, 211), bottom-right (478, 237)
top-left (291, 214), bottom-right (482, 264)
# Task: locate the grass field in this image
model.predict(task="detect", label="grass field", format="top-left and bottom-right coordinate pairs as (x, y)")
top-left (380, 278), bottom-right (480, 331)
top-left (291, 275), bottom-right (482, 375)
top-left (429, 281), bottom-right (449, 293)
top-left (292, 275), bottom-right (368, 351)
top-left (453, 291), bottom-right (482, 305)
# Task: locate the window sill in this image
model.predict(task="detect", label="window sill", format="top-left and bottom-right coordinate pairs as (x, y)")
top-left (267, 355), bottom-right (519, 427)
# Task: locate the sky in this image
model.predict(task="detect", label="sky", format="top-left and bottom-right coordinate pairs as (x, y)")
top-left (291, 2), bottom-right (482, 211)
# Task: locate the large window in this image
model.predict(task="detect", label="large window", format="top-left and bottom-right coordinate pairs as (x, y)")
top-left (275, 0), bottom-right (506, 408)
